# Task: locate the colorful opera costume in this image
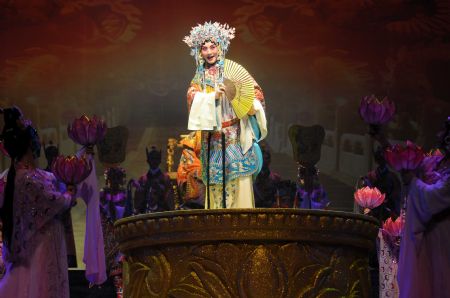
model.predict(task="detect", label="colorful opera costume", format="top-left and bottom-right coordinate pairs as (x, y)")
top-left (184, 22), bottom-right (267, 208)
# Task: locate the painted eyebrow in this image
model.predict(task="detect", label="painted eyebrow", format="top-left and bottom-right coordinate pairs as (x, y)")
top-left (202, 44), bottom-right (216, 50)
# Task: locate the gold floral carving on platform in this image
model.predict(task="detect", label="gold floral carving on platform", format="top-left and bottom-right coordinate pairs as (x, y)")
top-left (115, 209), bottom-right (378, 297)
top-left (125, 252), bottom-right (171, 298)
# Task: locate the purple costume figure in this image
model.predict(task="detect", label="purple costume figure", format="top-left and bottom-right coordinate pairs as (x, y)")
top-left (288, 125), bottom-right (330, 209)
top-left (133, 147), bottom-right (173, 213)
top-left (0, 107), bottom-right (76, 298)
top-left (397, 117), bottom-right (450, 298)
top-left (99, 167), bottom-right (130, 298)
top-left (100, 167), bottom-right (129, 221)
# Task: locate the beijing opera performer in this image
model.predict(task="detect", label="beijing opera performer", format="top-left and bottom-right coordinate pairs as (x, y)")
top-left (184, 21), bottom-right (267, 209)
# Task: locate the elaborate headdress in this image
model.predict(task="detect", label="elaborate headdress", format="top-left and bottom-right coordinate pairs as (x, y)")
top-left (183, 21), bottom-right (235, 67)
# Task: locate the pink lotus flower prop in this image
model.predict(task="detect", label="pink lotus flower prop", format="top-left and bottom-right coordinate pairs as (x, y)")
top-left (354, 186), bottom-right (385, 214)
top-left (384, 141), bottom-right (425, 171)
top-left (67, 115), bottom-right (107, 147)
top-left (382, 217), bottom-right (404, 238)
top-left (359, 95), bottom-right (396, 125)
top-left (52, 155), bottom-right (92, 187)
top-left (381, 216), bottom-right (403, 260)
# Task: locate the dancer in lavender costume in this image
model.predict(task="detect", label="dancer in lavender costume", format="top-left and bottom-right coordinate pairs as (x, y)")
top-left (0, 107), bottom-right (76, 298)
top-left (398, 117), bottom-right (450, 298)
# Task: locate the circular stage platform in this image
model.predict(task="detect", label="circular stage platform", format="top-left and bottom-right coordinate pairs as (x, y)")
top-left (115, 209), bottom-right (379, 298)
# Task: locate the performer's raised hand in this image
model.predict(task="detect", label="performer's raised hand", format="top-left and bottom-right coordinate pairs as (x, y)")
top-left (215, 80), bottom-right (236, 101)
top-left (223, 79), bottom-right (236, 101)
top-left (215, 83), bottom-right (226, 99)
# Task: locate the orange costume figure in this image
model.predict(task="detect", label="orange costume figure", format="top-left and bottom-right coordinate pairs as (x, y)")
top-left (177, 131), bottom-right (204, 208)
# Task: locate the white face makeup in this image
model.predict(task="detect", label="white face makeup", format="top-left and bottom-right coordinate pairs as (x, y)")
top-left (201, 41), bottom-right (219, 66)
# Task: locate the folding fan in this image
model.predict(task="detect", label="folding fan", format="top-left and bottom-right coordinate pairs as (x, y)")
top-left (223, 59), bottom-right (255, 119)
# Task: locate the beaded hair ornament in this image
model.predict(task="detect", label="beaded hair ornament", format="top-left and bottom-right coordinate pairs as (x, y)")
top-left (183, 21), bottom-right (235, 68)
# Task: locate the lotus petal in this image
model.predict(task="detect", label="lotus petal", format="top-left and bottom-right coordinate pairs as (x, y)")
top-left (52, 155), bottom-right (92, 185)
top-left (359, 95), bottom-right (395, 125)
top-left (382, 217), bottom-right (404, 237)
top-left (354, 186), bottom-right (385, 209)
top-left (68, 115), bottom-right (107, 146)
